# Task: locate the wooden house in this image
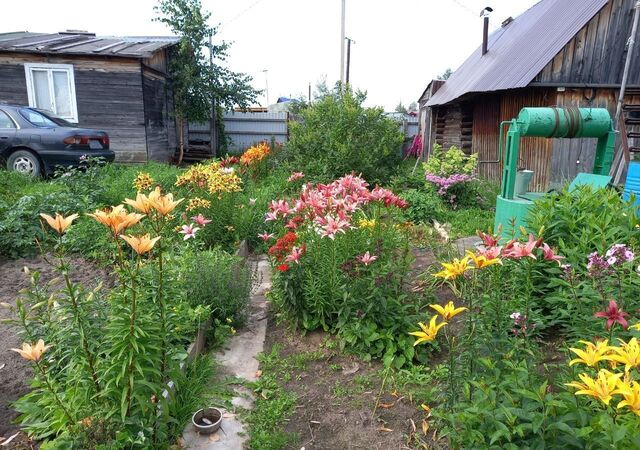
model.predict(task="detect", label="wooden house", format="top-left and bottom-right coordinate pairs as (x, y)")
top-left (422, 0), bottom-right (640, 190)
top-left (0, 31), bottom-right (179, 163)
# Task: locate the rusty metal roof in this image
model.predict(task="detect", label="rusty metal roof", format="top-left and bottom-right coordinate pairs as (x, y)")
top-left (427, 0), bottom-right (608, 107)
top-left (0, 32), bottom-right (179, 59)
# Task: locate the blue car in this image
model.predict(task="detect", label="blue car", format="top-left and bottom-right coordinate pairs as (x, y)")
top-left (0, 104), bottom-right (114, 176)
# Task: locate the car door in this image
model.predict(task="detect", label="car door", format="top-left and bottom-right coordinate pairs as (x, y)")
top-left (0, 109), bottom-right (16, 152)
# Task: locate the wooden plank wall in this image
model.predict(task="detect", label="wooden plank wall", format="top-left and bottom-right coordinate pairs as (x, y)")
top-left (0, 53), bottom-right (148, 163)
top-left (551, 88), bottom-right (640, 184)
top-left (534, 0), bottom-right (639, 86)
top-left (142, 68), bottom-right (173, 162)
top-left (473, 97), bottom-right (501, 181)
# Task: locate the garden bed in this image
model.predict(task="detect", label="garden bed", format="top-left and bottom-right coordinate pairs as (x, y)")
top-left (0, 256), bottom-right (113, 444)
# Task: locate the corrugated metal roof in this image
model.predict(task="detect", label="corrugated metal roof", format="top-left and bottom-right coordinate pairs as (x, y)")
top-left (426, 0), bottom-right (608, 107)
top-left (0, 32), bottom-right (179, 58)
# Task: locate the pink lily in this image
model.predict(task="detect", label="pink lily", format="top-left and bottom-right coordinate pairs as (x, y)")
top-left (503, 234), bottom-right (539, 260)
top-left (541, 243), bottom-right (564, 265)
top-left (258, 232), bottom-right (275, 242)
top-left (191, 214), bottom-right (212, 226)
top-left (264, 211), bottom-right (278, 222)
top-left (287, 172), bottom-right (305, 182)
top-left (477, 230), bottom-right (500, 247)
top-left (179, 223), bottom-right (200, 240)
top-left (595, 300), bottom-right (629, 330)
top-left (285, 246), bottom-right (304, 264)
top-left (319, 214), bottom-right (351, 240)
top-left (478, 245), bottom-right (502, 260)
top-left (357, 251), bottom-right (378, 266)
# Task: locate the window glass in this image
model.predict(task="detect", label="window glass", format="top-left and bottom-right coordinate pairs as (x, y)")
top-left (52, 71), bottom-right (72, 118)
top-left (32, 70), bottom-right (51, 111)
top-left (19, 109), bottom-right (58, 127)
top-left (0, 111), bottom-right (15, 129)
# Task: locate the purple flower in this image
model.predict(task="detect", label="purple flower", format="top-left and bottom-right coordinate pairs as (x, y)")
top-left (605, 244), bottom-right (635, 266)
top-left (587, 251), bottom-right (610, 277)
top-left (425, 173), bottom-right (474, 196)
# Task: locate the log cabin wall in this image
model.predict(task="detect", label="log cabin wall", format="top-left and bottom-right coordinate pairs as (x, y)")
top-left (433, 102), bottom-right (473, 153)
top-left (0, 53), bottom-right (149, 163)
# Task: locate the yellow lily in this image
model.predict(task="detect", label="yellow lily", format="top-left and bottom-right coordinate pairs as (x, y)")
top-left (429, 301), bottom-right (467, 320)
top-left (87, 205), bottom-right (145, 235)
top-left (465, 250), bottom-right (502, 269)
top-left (433, 256), bottom-right (472, 280)
top-left (120, 234), bottom-right (161, 255)
top-left (629, 323), bottom-right (640, 331)
top-left (565, 369), bottom-right (623, 405)
top-left (409, 315), bottom-right (447, 346)
top-left (11, 339), bottom-right (49, 362)
top-left (608, 338), bottom-right (640, 372)
top-left (614, 379), bottom-right (640, 416)
top-left (148, 187), bottom-right (184, 216)
top-left (39, 213), bottom-right (79, 234)
top-left (569, 339), bottom-right (613, 367)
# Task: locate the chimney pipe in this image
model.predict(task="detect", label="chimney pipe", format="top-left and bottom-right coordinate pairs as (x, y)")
top-left (481, 7), bottom-right (493, 56)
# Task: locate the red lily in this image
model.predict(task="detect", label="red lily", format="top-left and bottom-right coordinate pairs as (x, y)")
top-left (477, 230), bottom-right (500, 247)
top-left (595, 300), bottom-right (629, 330)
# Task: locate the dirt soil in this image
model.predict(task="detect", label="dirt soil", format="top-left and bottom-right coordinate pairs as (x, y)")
top-left (0, 255), bottom-right (113, 447)
top-left (264, 323), bottom-right (433, 450)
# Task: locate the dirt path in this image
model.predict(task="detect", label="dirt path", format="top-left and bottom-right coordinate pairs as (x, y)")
top-left (0, 256), bottom-right (112, 446)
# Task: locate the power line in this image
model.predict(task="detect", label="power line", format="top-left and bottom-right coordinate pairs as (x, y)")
top-left (219, 0), bottom-right (266, 30)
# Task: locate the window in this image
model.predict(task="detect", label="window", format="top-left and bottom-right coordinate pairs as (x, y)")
top-left (19, 108), bottom-right (60, 127)
top-left (24, 63), bottom-right (78, 123)
top-left (0, 110), bottom-right (15, 129)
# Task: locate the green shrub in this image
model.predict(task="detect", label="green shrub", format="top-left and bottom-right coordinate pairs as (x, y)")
top-left (284, 88), bottom-right (403, 184)
top-left (527, 185), bottom-right (640, 264)
top-left (399, 189), bottom-right (445, 224)
top-left (178, 248), bottom-right (253, 327)
top-left (424, 144), bottom-right (477, 177)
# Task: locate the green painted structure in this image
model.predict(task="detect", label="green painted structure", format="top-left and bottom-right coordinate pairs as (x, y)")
top-left (494, 107), bottom-right (616, 233)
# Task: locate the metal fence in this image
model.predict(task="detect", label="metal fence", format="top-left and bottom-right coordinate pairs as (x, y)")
top-left (189, 112), bottom-right (418, 155)
top-left (189, 112), bottom-right (289, 153)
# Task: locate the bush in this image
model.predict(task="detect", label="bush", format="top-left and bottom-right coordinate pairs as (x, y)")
top-left (178, 248), bottom-right (253, 327)
top-left (284, 88), bottom-right (403, 184)
top-left (424, 144), bottom-right (479, 208)
top-left (527, 185), bottom-right (640, 264)
top-left (399, 189), bottom-right (445, 224)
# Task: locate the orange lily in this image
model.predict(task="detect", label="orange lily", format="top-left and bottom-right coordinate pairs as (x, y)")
top-left (87, 205), bottom-right (144, 234)
top-left (120, 233), bottom-right (160, 255)
top-left (11, 339), bottom-right (49, 362)
top-left (124, 192), bottom-right (154, 214)
top-left (39, 213), bottom-right (79, 234)
top-left (148, 187), bottom-right (183, 216)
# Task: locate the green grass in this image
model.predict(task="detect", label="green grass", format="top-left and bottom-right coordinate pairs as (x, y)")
top-left (245, 345), bottom-right (300, 450)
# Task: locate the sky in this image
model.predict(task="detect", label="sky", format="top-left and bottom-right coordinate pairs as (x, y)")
top-left (4, 0), bottom-right (539, 110)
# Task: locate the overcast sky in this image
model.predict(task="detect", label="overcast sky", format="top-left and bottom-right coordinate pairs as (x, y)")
top-left (5, 0), bottom-right (539, 110)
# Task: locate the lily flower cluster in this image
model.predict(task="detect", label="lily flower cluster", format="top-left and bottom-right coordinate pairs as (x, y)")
top-left (566, 332), bottom-right (640, 415)
top-left (132, 171), bottom-right (154, 192)
top-left (473, 229), bottom-right (564, 264)
top-left (433, 250), bottom-right (502, 280)
top-left (239, 142), bottom-right (270, 166)
top-left (175, 161), bottom-right (243, 194)
top-left (264, 174), bottom-right (407, 240)
top-left (409, 301), bottom-right (467, 346)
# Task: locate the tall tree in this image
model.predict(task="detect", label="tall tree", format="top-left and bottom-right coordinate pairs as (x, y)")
top-left (155, 0), bottom-right (259, 163)
top-left (437, 68), bottom-right (453, 80)
top-left (395, 101), bottom-right (408, 114)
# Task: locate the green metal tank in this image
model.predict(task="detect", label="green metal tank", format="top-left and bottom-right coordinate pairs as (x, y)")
top-left (516, 107), bottom-right (612, 138)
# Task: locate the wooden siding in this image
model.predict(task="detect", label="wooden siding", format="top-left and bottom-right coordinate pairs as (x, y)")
top-left (142, 68), bottom-right (174, 162)
top-left (551, 87), bottom-right (640, 184)
top-left (534, 0), bottom-right (640, 86)
top-left (0, 53), bottom-right (147, 163)
top-left (473, 97), bottom-right (501, 181)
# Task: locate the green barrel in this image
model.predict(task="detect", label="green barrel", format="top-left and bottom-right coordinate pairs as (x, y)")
top-left (516, 107), bottom-right (611, 138)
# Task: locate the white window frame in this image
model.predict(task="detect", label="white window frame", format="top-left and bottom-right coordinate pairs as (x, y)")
top-left (24, 63), bottom-right (79, 123)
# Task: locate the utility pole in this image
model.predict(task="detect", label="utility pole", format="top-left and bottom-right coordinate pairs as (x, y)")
top-left (308, 82), bottom-right (311, 104)
top-left (340, 0), bottom-right (346, 84)
top-left (345, 37), bottom-right (354, 84)
top-left (209, 32), bottom-right (217, 157)
top-left (262, 69), bottom-right (270, 107)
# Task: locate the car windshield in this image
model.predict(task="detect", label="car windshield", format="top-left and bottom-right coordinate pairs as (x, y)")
top-left (19, 108), bottom-right (72, 127)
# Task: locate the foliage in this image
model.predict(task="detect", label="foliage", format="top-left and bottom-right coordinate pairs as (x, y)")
top-left (399, 189), bottom-right (445, 224)
top-left (424, 144), bottom-right (479, 208)
top-left (265, 174), bottom-right (420, 365)
top-left (424, 144), bottom-right (477, 178)
top-left (7, 187), bottom-right (214, 446)
top-left (178, 247), bottom-right (253, 327)
top-left (285, 88), bottom-right (403, 184)
top-left (154, 0), bottom-right (258, 161)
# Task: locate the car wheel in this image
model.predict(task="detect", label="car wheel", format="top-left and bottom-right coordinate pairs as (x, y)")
top-left (7, 150), bottom-right (41, 176)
